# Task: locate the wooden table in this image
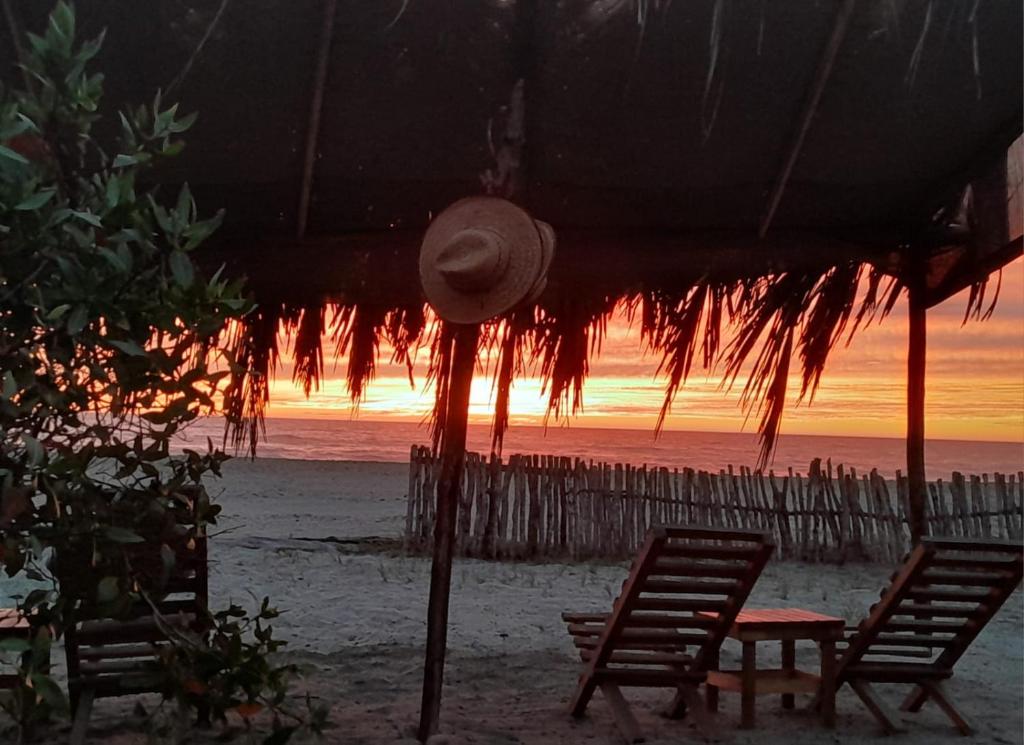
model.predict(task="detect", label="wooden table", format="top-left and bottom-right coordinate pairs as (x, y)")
top-left (698, 607), bottom-right (845, 729)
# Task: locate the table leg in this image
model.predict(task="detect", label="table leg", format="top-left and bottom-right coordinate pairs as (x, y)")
top-left (706, 648), bottom-right (719, 712)
top-left (781, 639), bottom-right (795, 710)
top-left (741, 641), bottom-right (756, 729)
top-left (819, 639), bottom-right (837, 728)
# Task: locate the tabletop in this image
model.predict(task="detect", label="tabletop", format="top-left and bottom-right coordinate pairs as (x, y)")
top-left (0, 608), bottom-right (30, 631)
top-left (699, 607), bottom-right (845, 640)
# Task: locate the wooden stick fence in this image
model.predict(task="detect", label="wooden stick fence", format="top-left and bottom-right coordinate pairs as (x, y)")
top-left (403, 445), bottom-right (1024, 563)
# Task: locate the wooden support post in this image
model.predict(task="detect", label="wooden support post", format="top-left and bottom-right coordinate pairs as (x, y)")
top-left (417, 324), bottom-right (480, 742)
top-left (907, 280), bottom-right (927, 545)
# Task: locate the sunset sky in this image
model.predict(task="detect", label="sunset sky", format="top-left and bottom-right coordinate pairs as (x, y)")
top-left (263, 258), bottom-right (1024, 444)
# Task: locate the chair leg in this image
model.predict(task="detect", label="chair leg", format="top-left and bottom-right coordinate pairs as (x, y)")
top-left (819, 639), bottom-right (837, 728)
top-left (706, 648), bottom-right (720, 713)
top-left (676, 684), bottom-right (715, 739)
top-left (920, 681), bottom-right (972, 736)
top-left (740, 640), bottom-right (757, 729)
top-left (662, 688), bottom-right (687, 720)
top-left (569, 673), bottom-right (598, 718)
top-left (68, 687), bottom-right (94, 745)
top-left (600, 682), bottom-right (645, 744)
top-left (849, 680), bottom-right (904, 734)
top-left (661, 665), bottom-right (697, 720)
top-left (900, 684), bottom-right (929, 712)
top-left (196, 701), bottom-right (212, 727)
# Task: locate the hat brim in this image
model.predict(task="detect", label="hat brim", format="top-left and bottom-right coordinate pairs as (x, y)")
top-left (420, 197), bottom-right (546, 325)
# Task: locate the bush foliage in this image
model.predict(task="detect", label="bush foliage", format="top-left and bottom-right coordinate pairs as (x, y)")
top-left (0, 4), bottom-right (324, 742)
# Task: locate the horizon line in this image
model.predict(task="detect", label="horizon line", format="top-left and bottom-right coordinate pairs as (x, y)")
top-left (202, 414), bottom-right (1023, 448)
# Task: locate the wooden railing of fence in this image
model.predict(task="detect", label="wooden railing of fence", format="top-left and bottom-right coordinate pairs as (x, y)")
top-left (404, 445), bottom-right (1024, 562)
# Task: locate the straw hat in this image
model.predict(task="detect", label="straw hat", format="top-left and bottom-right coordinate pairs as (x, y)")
top-left (419, 197), bottom-right (555, 324)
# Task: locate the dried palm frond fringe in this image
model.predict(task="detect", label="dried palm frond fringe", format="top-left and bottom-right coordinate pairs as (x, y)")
top-left (216, 256), bottom-right (997, 467)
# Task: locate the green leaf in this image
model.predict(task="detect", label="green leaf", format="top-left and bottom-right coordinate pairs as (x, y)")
top-left (0, 145), bottom-right (28, 164)
top-left (102, 527), bottom-right (144, 544)
top-left (161, 140), bottom-right (185, 157)
top-left (45, 304), bottom-right (71, 320)
top-left (0, 637), bottom-right (31, 654)
top-left (22, 435), bottom-right (44, 466)
top-left (26, 31), bottom-right (46, 55)
top-left (2, 371), bottom-right (16, 398)
top-left (66, 305), bottom-right (89, 335)
top-left (71, 210), bottom-right (103, 228)
top-left (96, 575), bottom-right (120, 603)
top-left (175, 184), bottom-right (193, 225)
top-left (51, 1), bottom-right (75, 41)
top-left (105, 175), bottom-right (121, 207)
top-left (30, 672), bottom-right (69, 714)
top-left (15, 189), bottom-right (56, 211)
top-left (169, 250), bottom-right (194, 287)
top-left (98, 246), bottom-right (128, 272)
top-left (168, 110), bottom-right (197, 134)
top-left (108, 338), bottom-right (147, 356)
top-left (112, 153), bottom-right (137, 168)
top-left (78, 30), bottom-right (105, 64)
top-left (150, 200), bottom-right (173, 234)
top-left (183, 211), bottom-right (223, 251)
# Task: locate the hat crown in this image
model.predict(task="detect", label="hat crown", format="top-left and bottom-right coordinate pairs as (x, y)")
top-left (435, 227), bottom-right (510, 293)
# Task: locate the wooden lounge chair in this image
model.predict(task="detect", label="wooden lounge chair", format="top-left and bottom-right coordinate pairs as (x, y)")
top-left (836, 536), bottom-right (1023, 735)
top-left (0, 608), bottom-right (34, 689)
top-left (563, 525), bottom-right (774, 742)
top-left (64, 535), bottom-right (209, 745)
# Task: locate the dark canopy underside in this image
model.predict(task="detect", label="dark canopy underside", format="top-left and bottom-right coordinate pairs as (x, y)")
top-left (3, 0), bottom-right (1020, 298)
top-left (2, 0), bottom-right (1021, 457)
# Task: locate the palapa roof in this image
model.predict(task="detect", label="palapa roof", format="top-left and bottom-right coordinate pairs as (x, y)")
top-left (3, 0), bottom-right (1021, 457)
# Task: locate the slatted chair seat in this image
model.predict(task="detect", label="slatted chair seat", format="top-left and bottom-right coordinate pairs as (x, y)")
top-left (563, 525), bottom-right (773, 743)
top-left (837, 536), bottom-right (1023, 735)
top-left (64, 534), bottom-right (209, 745)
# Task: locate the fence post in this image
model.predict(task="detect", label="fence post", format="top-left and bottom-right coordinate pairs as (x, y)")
top-left (404, 448), bottom-right (1016, 563)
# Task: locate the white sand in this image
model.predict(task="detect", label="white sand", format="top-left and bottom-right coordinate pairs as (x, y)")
top-left (9, 458), bottom-right (1024, 744)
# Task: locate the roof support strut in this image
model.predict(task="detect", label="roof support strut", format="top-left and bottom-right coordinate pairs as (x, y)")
top-left (296, 0), bottom-right (338, 238)
top-left (416, 324), bottom-right (480, 742)
top-left (418, 2), bottom-right (540, 741)
top-left (759, 0), bottom-right (857, 238)
top-left (906, 271), bottom-right (927, 545)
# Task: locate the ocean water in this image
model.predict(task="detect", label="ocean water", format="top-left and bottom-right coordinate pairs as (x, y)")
top-left (177, 417), bottom-right (1022, 479)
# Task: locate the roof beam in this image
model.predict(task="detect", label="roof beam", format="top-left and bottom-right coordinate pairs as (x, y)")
top-left (295, 0), bottom-right (338, 239)
top-left (759, 0), bottom-right (858, 238)
top-left (925, 236), bottom-right (1023, 308)
top-left (205, 227), bottom-right (896, 304)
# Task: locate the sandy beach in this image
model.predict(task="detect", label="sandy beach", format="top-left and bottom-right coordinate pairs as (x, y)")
top-left (15, 458), bottom-right (1024, 744)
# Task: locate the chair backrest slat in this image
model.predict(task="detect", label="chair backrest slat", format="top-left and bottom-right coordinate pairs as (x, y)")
top-left (579, 525), bottom-right (773, 678)
top-left (65, 535), bottom-right (209, 697)
top-left (838, 537), bottom-right (1023, 678)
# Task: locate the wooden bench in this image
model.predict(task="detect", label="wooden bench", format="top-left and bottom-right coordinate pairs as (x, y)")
top-left (563, 525), bottom-right (773, 742)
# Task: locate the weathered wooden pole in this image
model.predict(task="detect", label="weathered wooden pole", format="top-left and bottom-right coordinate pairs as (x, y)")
top-left (417, 323), bottom-right (479, 741)
top-left (906, 277), bottom-right (928, 545)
